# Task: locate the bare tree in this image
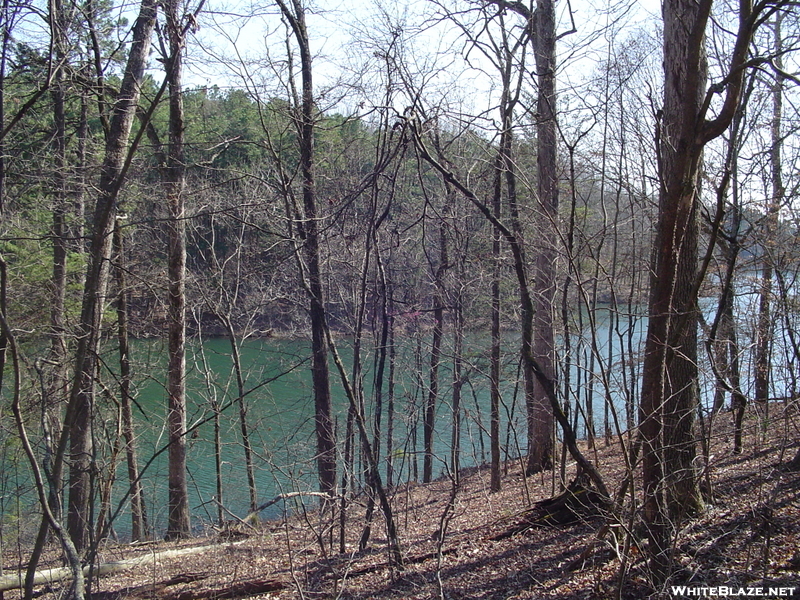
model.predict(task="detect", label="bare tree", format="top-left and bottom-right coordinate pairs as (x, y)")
top-left (163, 0), bottom-right (192, 540)
top-left (527, 0), bottom-right (558, 474)
top-left (60, 0), bottom-right (159, 552)
top-left (639, 0), bottom-right (785, 582)
top-left (754, 11), bottom-right (786, 408)
top-left (274, 0), bottom-right (337, 498)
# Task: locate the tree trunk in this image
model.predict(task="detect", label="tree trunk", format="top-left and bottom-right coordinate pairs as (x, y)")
top-left (0, 0), bottom-right (7, 218)
top-left (527, 0), bottom-right (557, 474)
top-left (276, 0), bottom-right (336, 497)
top-left (640, 0), bottom-right (709, 579)
top-left (0, 0), bottom-right (10, 400)
top-left (640, 0), bottom-right (768, 580)
top-left (490, 147), bottom-right (503, 493)
top-left (61, 0), bottom-right (158, 551)
top-left (754, 12), bottom-right (784, 408)
top-left (423, 222), bottom-right (447, 484)
top-left (386, 296), bottom-right (397, 489)
top-left (164, 0), bottom-right (191, 539)
top-left (213, 398), bottom-right (223, 526)
top-left (114, 220), bottom-right (148, 541)
top-left (219, 316), bottom-right (257, 514)
top-left (49, 0), bottom-right (69, 415)
top-left (451, 290), bottom-right (464, 483)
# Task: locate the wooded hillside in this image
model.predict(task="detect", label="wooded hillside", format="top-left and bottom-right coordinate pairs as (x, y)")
top-left (0, 0), bottom-right (798, 597)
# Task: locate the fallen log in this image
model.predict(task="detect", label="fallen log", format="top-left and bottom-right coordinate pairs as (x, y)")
top-left (0, 541), bottom-right (246, 592)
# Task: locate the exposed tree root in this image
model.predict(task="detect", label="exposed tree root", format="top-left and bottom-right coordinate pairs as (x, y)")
top-left (494, 475), bottom-right (610, 539)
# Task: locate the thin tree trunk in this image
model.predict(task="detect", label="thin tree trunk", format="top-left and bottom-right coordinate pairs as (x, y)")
top-left (50, 0), bottom-right (69, 410)
top-left (0, 0), bottom-right (7, 218)
top-left (451, 290), bottom-right (464, 483)
top-left (339, 404), bottom-right (354, 553)
top-left (113, 220), bottom-right (147, 541)
top-left (490, 148), bottom-right (503, 493)
top-left (275, 0), bottom-right (336, 497)
top-left (386, 278), bottom-right (397, 489)
top-left (214, 399), bottom-right (223, 526)
top-left (359, 244), bottom-right (391, 550)
top-left (755, 12), bottom-right (784, 408)
top-left (221, 317), bottom-right (257, 513)
top-left (423, 223), bottom-right (447, 484)
top-left (0, 0), bottom-right (10, 398)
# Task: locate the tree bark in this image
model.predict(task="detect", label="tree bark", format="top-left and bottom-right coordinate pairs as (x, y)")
top-left (60, 0), bottom-right (158, 552)
top-left (527, 0), bottom-right (557, 475)
top-left (164, 0), bottom-right (191, 540)
top-left (275, 0), bottom-right (336, 497)
top-left (640, 0), bottom-right (777, 579)
top-left (640, 0), bottom-right (708, 577)
top-left (639, 0), bottom-right (774, 580)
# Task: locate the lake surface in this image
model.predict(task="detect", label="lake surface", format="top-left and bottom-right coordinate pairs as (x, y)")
top-left (2, 292), bottom-right (796, 541)
top-left (121, 332), bottom-right (530, 537)
top-left (115, 311), bottom-right (650, 538)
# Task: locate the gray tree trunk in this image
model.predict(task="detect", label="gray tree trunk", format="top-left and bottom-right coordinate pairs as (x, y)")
top-left (62, 0), bottom-right (159, 551)
top-left (164, 0), bottom-right (191, 539)
top-left (527, 0), bottom-right (557, 474)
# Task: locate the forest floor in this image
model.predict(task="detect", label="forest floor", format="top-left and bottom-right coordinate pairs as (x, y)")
top-left (3, 408), bottom-right (800, 600)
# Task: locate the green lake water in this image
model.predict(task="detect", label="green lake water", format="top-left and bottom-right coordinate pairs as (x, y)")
top-left (4, 293), bottom-right (794, 541)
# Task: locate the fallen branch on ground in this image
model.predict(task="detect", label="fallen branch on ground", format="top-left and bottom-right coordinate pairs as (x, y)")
top-left (0, 541), bottom-right (247, 592)
top-left (162, 577), bottom-right (287, 600)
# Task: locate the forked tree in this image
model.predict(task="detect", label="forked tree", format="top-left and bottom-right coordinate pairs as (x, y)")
top-left (639, 0), bottom-right (787, 582)
top-left (273, 0), bottom-right (337, 498)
